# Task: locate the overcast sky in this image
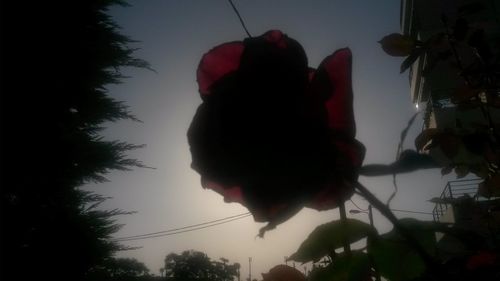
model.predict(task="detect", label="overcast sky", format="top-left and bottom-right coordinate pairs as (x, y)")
top-left (84, 0), bottom-right (453, 277)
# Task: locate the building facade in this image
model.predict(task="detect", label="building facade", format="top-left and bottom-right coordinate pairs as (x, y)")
top-left (401, 0), bottom-right (500, 130)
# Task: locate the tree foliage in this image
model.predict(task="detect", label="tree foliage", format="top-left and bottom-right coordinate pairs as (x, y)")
top-left (164, 250), bottom-right (240, 281)
top-left (86, 257), bottom-right (153, 281)
top-left (1, 0), bottom-right (148, 280)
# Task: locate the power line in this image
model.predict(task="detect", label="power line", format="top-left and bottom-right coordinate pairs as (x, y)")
top-left (115, 214), bottom-right (252, 242)
top-left (115, 212), bottom-right (250, 240)
top-left (390, 208), bottom-right (432, 215)
top-left (113, 213), bottom-right (251, 242)
top-left (349, 199), bottom-right (367, 211)
top-left (113, 204), bottom-right (431, 242)
top-left (228, 0), bottom-right (252, 37)
top-left (349, 200), bottom-right (432, 215)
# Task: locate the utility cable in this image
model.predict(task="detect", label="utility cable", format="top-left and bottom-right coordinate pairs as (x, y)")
top-left (228, 0), bottom-right (252, 37)
top-left (115, 214), bottom-right (252, 242)
top-left (114, 205), bottom-right (431, 242)
top-left (350, 199), bottom-right (432, 215)
top-left (390, 208), bottom-right (432, 215)
top-left (113, 212), bottom-right (251, 242)
top-left (349, 199), bottom-right (367, 211)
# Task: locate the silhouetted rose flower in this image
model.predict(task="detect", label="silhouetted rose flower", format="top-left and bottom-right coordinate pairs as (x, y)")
top-left (188, 30), bottom-right (365, 236)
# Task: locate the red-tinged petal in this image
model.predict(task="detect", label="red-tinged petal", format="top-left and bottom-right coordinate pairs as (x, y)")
top-left (251, 203), bottom-right (290, 223)
top-left (263, 30), bottom-right (288, 49)
top-left (256, 204), bottom-right (303, 237)
top-left (466, 251), bottom-right (497, 270)
top-left (305, 178), bottom-right (357, 210)
top-left (201, 178), bottom-right (302, 230)
top-left (201, 178), bottom-right (304, 237)
top-left (306, 185), bottom-right (342, 210)
top-left (196, 42), bottom-right (244, 96)
top-left (308, 67), bottom-right (316, 82)
top-left (321, 48), bottom-right (356, 138)
top-left (201, 178), bottom-right (245, 204)
top-left (334, 139), bottom-right (366, 169)
top-left (303, 137), bottom-right (364, 211)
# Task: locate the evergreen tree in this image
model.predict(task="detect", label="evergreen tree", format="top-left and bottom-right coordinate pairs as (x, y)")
top-left (0, 1), bottom-right (149, 280)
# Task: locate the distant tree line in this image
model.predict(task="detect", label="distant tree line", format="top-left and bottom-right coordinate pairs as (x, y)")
top-left (1, 1), bottom-right (149, 280)
top-left (163, 250), bottom-right (240, 281)
top-left (86, 257), bottom-right (156, 281)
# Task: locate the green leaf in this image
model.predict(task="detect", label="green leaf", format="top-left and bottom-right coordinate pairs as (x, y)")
top-left (369, 237), bottom-right (425, 281)
top-left (368, 219), bottom-right (438, 281)
top-left (379, 33), bottom-right (417, 57)
top-left (309, 251), bottom-right (370, 281)
top-left (289, 219), bottom-right (374, 263)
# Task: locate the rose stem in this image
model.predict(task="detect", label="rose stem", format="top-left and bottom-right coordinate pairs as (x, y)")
top-left (338, 200), bottom-right (352, 256)
top-left (354, 181), bottom-right (440, 273)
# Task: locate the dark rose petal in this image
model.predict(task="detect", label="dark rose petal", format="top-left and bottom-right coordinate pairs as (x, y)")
top-left (306, 183), bottom-right (344, 210)
top-left (202, 178), bottom-right (244, 204)
top-left (320, 48), bottom-right (356, 138)
top-left (309, 48), bottom-right (365, 168)
top-left (263, 30), bottom-right (288, 49)
top-left (196, 42), bottom-right (244, 96)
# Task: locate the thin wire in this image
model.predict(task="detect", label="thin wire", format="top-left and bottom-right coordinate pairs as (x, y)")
top-left (227, 0), bottom-right (252, 37)
top-left (349, 199), bottom-right (368, 211)
top-left (115, 214), bottom-right (252, 242)
top-left (390, 208), bottom-right (432, 215)
top-left (113, 212), bottom-right (250, 241)
top-left (350, 199), bottom-right (432, 215)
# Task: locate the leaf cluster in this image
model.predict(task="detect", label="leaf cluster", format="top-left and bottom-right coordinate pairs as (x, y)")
top-left (288, 216), bottom-right (500, 281)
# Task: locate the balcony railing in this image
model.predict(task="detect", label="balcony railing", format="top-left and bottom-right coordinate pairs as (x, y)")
top-left (432, 178), bottom-right (483, 222)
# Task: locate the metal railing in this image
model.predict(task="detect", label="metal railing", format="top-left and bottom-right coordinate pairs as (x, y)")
top-left (432, 178), bottom-right (483, 222)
